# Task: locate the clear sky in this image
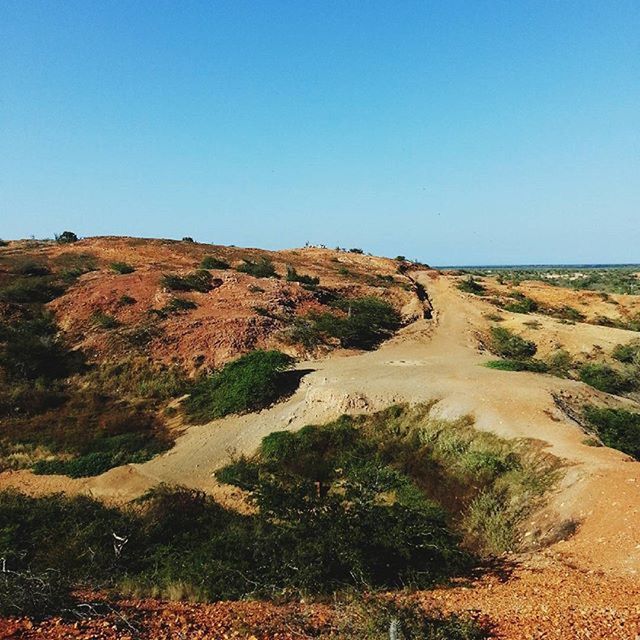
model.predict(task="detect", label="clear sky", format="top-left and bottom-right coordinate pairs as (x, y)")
top-left (1, 1), bottom-right (638, 265)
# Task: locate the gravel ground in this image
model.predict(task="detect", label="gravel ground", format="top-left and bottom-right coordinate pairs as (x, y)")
top-left (1, 559), bottom-right (638, 640)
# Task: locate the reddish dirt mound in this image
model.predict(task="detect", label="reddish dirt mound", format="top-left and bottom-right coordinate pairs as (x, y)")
top-left (3, 237), bottom-right (420, 370)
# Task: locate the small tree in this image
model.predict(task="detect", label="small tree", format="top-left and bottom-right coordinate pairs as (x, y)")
top-left (55, 231), bottom-right (78, 244)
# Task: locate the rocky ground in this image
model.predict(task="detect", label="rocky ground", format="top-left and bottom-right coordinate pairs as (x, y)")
top-left (1, 559), bottom-right (638, 639)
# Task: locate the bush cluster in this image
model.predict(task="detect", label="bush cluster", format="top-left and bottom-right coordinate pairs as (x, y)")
top-left (184, 350), bottom-right (295, 423)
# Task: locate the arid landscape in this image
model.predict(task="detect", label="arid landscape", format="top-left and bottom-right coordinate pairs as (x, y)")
top-left (1, 236), bottom-right (639, 638)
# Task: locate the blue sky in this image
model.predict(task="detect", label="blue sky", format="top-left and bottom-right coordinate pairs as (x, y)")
top-left (1, 1), bottom-right (638, 264)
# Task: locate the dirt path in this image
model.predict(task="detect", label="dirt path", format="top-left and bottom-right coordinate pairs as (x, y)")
top-left (3, 272), bottom-right (639, 575)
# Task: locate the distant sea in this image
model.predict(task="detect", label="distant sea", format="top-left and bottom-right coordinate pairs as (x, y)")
top-left (435, 263), bottom-right (640, 270)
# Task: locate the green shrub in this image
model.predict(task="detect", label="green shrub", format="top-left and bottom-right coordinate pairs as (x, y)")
top-left (0, 406), bottom-right (559, 605)
top-left (281, 316), bottom-right (323, 351)
top-left (110, 261), bottom-right (135, 274)
top-left (503, 294), bottom-right (538, 314)
top-left (311, 296), bottom-right (402, 350)
top-left (349, 248), bottom-right (364, 254)
top-left (286, 266), bottom-right (319, 287)
top-left (583, 406), bottom-right (640, 459)
top-left (55, 231), bottom-right (78, 244)
top-left (546, 349), bottom-right (574, 376)
top-left (485, 359), bottom-right (548, 373)
top-left (236, 257), bottom-right (277, 278)
top-left (118, 294), bottom-right (136, 306)
top-left (14, 261), bottom-right (51, 276)
top-left (91, 310), bottom-right (120, 330)
top-left (53, 252), bottom-right (98, 280)
top-left (331, 598), bottom-right (487, 640)
top-left (0, 314), bottom-right (78, 380)
top-left (613, 340), bottom-right (640, 364)
top-left (200, 255), bottom-right (230, 269)
top-left (182, 236), bottom-right (194, 243)
top-left (162, 270), bottom-right (216, 293)
top-left (0, 277), bottom-right (65, 303)
top-left (578, 363), bottom-right (633, 395)
top-left (487, 327), bottom-right (537, 359)
top-left (0, 239), bottom-right (8, 247)
top-left (184, 350), bottom-right (295, 423)
top-left (395, 255), bottom-right (406, 261)
top-left (162, 297), bottom-right (197, 314)
top-left (33, 432), bottom-right (169, 478)
top-left (457, 277), bottom-right (486, 295)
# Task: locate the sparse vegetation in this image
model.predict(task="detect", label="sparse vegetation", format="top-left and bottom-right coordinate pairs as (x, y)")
top-left (613, 339), bottom-right (640, 364)
top-left (502, 293), bottom-right (538, 314)
top-left (162, 297), bottom-right (197, 314)
top-left (184, 350), bottom-right (295, 423)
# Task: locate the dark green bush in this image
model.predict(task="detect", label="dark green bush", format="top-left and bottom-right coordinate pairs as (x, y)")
top-left (91, 310), bottom-right (120, 330)
top-left (110, 261), bottom-right (135, 274)
top-left (237, 257), bottom-right (277, 278)
top-left (162, 297), bottom-right (197, 314)
top-left (286, 266), bottom-right (319, 287)
top-left (578, 363), bottom-right (633, 395)
top-left (457, 277), bottom-right (486, 295)
top-left (0, 314), bottom-right (78, 380)
top-left (311, 296), bottom-right (401, 350)
top-left (485, 359), bottom-right (548, 373)
top-left (487, 327), bottom-right (537, 360)
top-left (503, 294), bottom-right (538, 314)
top-left (162, 270), bottom-right (217, 293)
top-left (55, 231), bottom-right (78, 244)
top-left (200, 255), bottom-right (230, 269)
top-left (182, 236), bottom-right (194, 243)
top-left (583, 406), bottom-right (640, 459)
top-left (14, 261), bottom-right (51, 277)
top-left (613, 340), bottom-right (640, 364)
top-left (0, 277), bottom-right (65, 303)
top-left (184, 350), bottom-right (295, 423)
top-left (118, 294), bottom-right (136, 306)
